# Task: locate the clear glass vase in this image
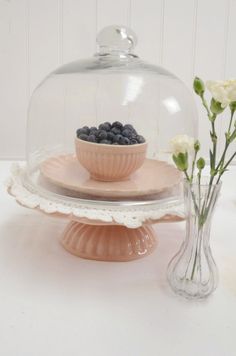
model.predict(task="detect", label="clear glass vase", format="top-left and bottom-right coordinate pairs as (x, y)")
top-left (167, 177), bottom-right (222, 299)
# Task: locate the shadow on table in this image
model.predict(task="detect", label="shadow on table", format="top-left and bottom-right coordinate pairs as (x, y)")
top-left (0, 211), bottom-right (184, 301)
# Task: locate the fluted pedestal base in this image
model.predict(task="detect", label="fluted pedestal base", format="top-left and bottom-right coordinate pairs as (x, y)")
top-left (61, 221), bottom-right (157, 261)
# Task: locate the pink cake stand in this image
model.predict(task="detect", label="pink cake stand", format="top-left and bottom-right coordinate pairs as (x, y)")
top-left (7, 160), bottom-right (184, 262)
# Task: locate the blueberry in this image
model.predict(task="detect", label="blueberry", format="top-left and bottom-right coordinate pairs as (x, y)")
top-left (99, 122), bottom-right (111, 131)
top-left (112, 121), bottom-right (123, 130)
top-left (77, 122), bottom-right (145, 145)
top-left (130, 132), bottom-right (138, 140)
top-left (122, 129), bottom-right (132, 138)
top-left (76, 128), bottom-right (83, 137)
top-left (87, 134), bottom-right (96, 143)
top-left (104, 122), bottom-right (112, 130)
top-left (82, 126), bottom-right (90, 135)
top-left (97, 130), bottom-right (107, 140)
top-left (79, 133), bottom-right (88, 141)
top-left (77, 127), bottom-right (89, 137)
top-left (94, 130), bottom-right (100, 137)
top-left (99, 123), bottom-right (110, 131)
top-left (90, 126), bottom-right (97, 133)
top-left (113, 134), bottom-right (123, 143)
top-left (130, 138), bottom-right (138, 145)
top-left (120, 137), bottom-right (130, 145)
top-left (100, 139), bottom-right (112, 144)
top-left (123, 124), bottom-right (135, 132)
top-left (107, 131), bottom-right (115, 141)
top-left (111, 127), bottom-right (121, 135)
top-left (136, 135), bottom-right (145, 143)
top-left (90, 129), bottom-right (98, 137)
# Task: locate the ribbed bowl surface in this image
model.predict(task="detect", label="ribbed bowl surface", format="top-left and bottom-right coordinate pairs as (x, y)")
top-left (62, 222), bottom-right (157, 261)
top-left (75, 138), bottom-right (147, 181)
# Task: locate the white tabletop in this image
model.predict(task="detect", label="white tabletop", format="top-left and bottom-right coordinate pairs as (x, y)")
top-left (1, 161), bottom-right (236, 356)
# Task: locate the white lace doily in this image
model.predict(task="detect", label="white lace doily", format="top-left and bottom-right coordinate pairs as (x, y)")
top-left (6, 163), bottom-right (185, 228)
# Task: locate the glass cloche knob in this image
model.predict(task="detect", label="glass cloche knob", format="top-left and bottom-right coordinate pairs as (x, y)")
top-left (96, 25), bottom-right (137, 54)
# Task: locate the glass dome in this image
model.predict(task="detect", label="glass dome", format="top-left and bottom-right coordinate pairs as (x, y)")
top-left (25, 25), bottom-right (197, 207)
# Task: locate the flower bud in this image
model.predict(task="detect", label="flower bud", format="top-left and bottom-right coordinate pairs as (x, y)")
top-left (193, 77), bottom-right (205, 96)
top-left (172, 152), bottom-right (188, 171)
top-left (210, 98), bottom-right (224, 114)
top-left (197, 157), bottom-right (205, 170)
top-left (194, 140), bottom-right (200, 152)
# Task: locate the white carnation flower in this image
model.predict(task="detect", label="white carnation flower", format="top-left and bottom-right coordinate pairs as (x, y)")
top-left (206, 79), bottom-right (236, 108)
top-left (170, 134), bottom-right (195, 155)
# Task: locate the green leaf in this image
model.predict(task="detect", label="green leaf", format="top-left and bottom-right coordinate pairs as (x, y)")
top-left (193, 77), bottom-right (205, 96)
top-left (210, 98), bottom-right (224, 114)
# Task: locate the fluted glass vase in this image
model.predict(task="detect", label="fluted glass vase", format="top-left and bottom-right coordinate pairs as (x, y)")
top-left (167, 177), bottom-right (222, 299)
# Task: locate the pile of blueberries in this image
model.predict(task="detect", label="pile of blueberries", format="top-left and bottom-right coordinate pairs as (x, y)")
top-left (76, 121), bottom-right (145, 145)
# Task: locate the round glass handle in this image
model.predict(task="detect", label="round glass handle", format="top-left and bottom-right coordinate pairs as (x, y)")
top-left (96, 25), bottom-right (137, 54)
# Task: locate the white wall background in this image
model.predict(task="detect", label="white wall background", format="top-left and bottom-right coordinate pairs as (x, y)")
top-left (0, 0), bottom-right (235, 159)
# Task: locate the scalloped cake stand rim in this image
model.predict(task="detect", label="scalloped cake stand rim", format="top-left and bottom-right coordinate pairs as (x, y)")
top-left (7, 163), bottom-right (185, 262)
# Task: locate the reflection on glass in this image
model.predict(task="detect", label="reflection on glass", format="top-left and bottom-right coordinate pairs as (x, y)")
top-left (122, 76), bottom-right (143, 105)
top-left (163, 96), bottom-right (181, 114)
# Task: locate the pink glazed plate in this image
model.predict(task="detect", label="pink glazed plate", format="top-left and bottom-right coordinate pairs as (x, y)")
top-left (40, 154), bottom-right (182, 199)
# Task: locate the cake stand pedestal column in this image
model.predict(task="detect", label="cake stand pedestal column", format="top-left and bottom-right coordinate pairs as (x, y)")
top-left (61, 221), bottom-right (157, 262)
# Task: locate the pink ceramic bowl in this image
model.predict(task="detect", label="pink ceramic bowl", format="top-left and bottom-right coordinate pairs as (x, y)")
top-left (75, 138), bottom-right (147, 181)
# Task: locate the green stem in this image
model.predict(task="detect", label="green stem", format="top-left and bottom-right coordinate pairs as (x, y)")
top-left (190, 212), bottom-right (204, 281)
top-left (205, 172), bottom-right (215, 207)
top-left (184, 170), bottom-right (200, 215)
top-left (228, 109), bottom-right (235, 134)
top-left (200, 93), bottom-right (217, 169)
top-left (222, 150), bottom-right (236, 170)
top-left (206, 118), bottom-right (217, 202)
top-left (212, 121), bottom-right (217, 169)
top-left (206, 110), bottom-right (235, 207)
top-left (190, 150), bottom-right (197, 183)
top-left (215, 110), bottom-right (235, 172)
top-left (200, 94), bottom-right (212, 120)
top-left (216, 150), bottom-right (236, 184)
top-left (199, 94), bottom-right (217, 190)
top-left (183, 170), bottom-right (190, 182)
top-left (190, 230), bottom-right (201, 280)
top-left (191, 250), bottom-right (198, 280)
top-left (197, 169), bottom-right (203, 225)
top-left (199, 93), bottom-right (217, 176)
top-left (197, 169), bottom-right (202, 211)
top-left (216, 142), bottom-right (230, 170)
top-left (202, 185), bottom-right (216, 225)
